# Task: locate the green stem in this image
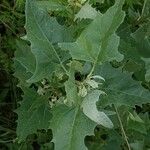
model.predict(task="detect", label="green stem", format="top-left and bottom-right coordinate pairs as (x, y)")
top-left (60, 62), bottom-right (69, 76)
top-left (141, 0), bottom-right (147, 17)
top-left (87, 61), bottom-right (97, 78)
top-left (0, 19), bottom-right (18, 37)
top-left (114, 105), bottom-right (131, 150)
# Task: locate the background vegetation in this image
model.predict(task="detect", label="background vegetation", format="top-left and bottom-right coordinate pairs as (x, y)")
top-left (0, 0), bottom-right (150, 149)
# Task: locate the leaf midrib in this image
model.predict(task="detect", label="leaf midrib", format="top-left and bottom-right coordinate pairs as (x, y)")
top-left (97, 2), bottom-right (124, 63)
top-left (68, 107), bottom-right (80, 150)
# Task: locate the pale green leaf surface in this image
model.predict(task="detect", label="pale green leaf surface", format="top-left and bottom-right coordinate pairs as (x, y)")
top-left (16, 87), bottom-right (52, 142)
top-left (82, 90), bottom-right (113, 128)
top-left (59, 0), bottom-right (125, 63)
top-left (25, 0), bottom-right (72, 82)
top-left (75, 2), bottom-right (98, 20)
top-left (50, 105), bottom-right (96, 150)
top-left (95, 63), bottom-right (150, 107)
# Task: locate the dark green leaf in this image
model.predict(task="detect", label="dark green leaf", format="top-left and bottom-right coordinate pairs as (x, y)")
top-left (16, 87), bottom-right (52, 142)
top-left (95, 63), bottom-right (150, 107)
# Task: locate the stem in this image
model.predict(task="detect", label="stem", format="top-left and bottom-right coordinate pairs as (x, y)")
top-left (87, 61), bottom-right (97, 78)
top-left (60, 62), bottom-right (69, 76)
top-left (114, 105), bottom-right (131, 150)
top-left (136, 0), bottom-right (149, 24)
top-left (0, 19), bottom-right (18, 37)
top-left (141, 0), bottom-right (147, 17)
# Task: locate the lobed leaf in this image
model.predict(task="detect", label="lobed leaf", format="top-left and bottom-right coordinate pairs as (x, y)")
top-left (25, 0), bottom-right (73, 83)
top-left (14, 40), bottom-right (35, 87)
top-left (16, 87), bottom-right (52, 142)
top-left (82, 90), bottom-right (113, 128)
top-left (95, 63), bottom-right (150, 107)
top-left (50, 105), bottom-right (96, 150)
top-left (59, 0), bottom-right (125, 64)
top-left (74, 2), bottom-right (98, 20)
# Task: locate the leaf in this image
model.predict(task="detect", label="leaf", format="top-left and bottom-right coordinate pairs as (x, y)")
top-left (15, 40), bottom-right (35, 74)
top-left (119, 21), bottom-right (150, 62)
top-left (25, 0), bottom-right (73, 83)
top-left (127, 112), bottom-right (147, 134)
top-left (52, 64), bottom-right (97, 149)
top-left (123, 60), bottom-right (142, 73)
top-left (14, 40), bottom-right (35, 87)
top-left (141, 0), bottom-right (150, 18)
top-left (131, 22), bottom-right (150, 58)
top-left (59, 0), bottom-right (125, 64)
top-left (64, 70), bottom-right (79, 106)
top-left (118, 23), bottom-right (149, 79)
top-left (14, 61), bottom-right (32, 87)
top-left (95, 63), bottom-right (150, 107)
top-left (130, 141), bottom-right (144, 150)
top-left (74, 2), bottom-right (98, 20)
top-left (85, 129), bottom-right (123, 150)
top-left (142, 57), bottom-right (150, 82)
top-left (37, 0), bottom-right (65, 11)
top-left (82, 90), bottom-right (113, 128)
top-left (50, 105), bottom-right (96, 150)
top-left (16, 87), bottom-right (52, 142)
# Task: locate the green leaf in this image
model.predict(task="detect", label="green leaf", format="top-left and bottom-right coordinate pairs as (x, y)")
top-left (131, 22), bottom-right (150, 58)
top-left (127, 112), bottom-right (147, 134)
top-left (74, 2), bottom-right (98, 20)
top-left (25, 0), bottom-right (72, 83)
top-left (59, 0), bottom-right (125, 64)
top-left (14, 61), bottom-right (32, 87)
top-left (142, 57), bottom-right (150, 82)
top-left (118, 24), bottom-right (141, 62)
top-left (85, 129), bottom-right (123, 150)
top-left (16, 87), bottom-right (52, 142)
top-left (15, 40), bottom-right (35, 74)
top-left (50, 105), bottom-right (96, 150)
top-left (37, 0), bottom-right (66, 11)
top-left (123, 60), bottom-right (142, 73)
top-left (95, 63), bottom-right (150, 107)
top-left (130, 141), bottom-right (144, 150)
top-left (64, 73), bottom-right (78, 106)
top-left (14, 40), bottom-right (35, 87)
top-left (141, 0), bottom-right (150, 18)
top-left (82, 90), bottom-right (113, 128)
